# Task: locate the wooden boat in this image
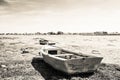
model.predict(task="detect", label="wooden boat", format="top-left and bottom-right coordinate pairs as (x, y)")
top-left (39, 39), bottom-right (55, 45)
top-left (40, 45), bottom-right (103, 74)
top-left (39, 39), bottom-right (48, 45)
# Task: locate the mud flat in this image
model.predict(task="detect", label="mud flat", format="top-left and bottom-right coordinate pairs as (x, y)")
top-left (0, 35), bottom-right (120, 80)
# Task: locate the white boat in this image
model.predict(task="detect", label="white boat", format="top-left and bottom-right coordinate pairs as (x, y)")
top-left (40, 45), bottom-right (103, 74)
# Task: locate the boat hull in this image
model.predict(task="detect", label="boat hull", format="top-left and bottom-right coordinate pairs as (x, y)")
top-left (42, 54), bottom-right (103, 74)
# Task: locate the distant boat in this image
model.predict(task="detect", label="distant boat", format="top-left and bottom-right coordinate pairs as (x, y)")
top-left (39, 39), bottom-right (48, 45)
top-left (39, 39), bottom-right (56, 45)
top-left (40, 45), bottom-right (103, 74)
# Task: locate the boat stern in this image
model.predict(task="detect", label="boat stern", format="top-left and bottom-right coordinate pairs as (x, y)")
top-left (65, 57), bottom-right (103, 74)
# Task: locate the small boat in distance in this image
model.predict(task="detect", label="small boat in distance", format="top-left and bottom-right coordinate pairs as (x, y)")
top-left (39, 39), bottom-right (48, 45)
top-left (39, 39), bottom-right (55, 45)
top-left (40, 45), bottom-right (103, 74)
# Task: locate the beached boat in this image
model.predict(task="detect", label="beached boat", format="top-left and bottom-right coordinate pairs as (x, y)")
top-left (39, 39), bottom-right (55, 45)
top-left (40, 45), bottom-right (103, 74)
top-left (39, 39), bottom-right (48, 45)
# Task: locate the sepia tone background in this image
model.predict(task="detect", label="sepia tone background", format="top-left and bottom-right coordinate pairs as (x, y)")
top-left (0, 0), bottom-right (120, 33)
top-left (0, 0), bottom-right (120, 80)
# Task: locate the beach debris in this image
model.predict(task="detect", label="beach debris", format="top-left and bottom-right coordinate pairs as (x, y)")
top-left (115, 67), bottom-right (120, 71)
top-left (0, 64), bottom-right (8, 71)
top-left (21, 48), bottom-right (29, 54)
top-left (0, 64), bottom-right (7, 68)
top-left (1, 65), bottom-right (6, 68)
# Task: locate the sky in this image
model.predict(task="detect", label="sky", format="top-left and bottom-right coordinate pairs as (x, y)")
top-left (0, 0), bottom-right (120, 33)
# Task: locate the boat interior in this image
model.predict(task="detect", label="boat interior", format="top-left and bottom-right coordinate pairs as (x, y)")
top-left (48, 49), bottom-right (89, 59)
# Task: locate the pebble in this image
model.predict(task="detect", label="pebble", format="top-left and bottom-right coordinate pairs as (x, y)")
top-left (0, 65), bottom-right (7, 68)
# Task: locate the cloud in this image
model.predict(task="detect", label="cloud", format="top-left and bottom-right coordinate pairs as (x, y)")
top-left (0, 0), bottom-right (8, 5)
top-left (0, 0), bottom-right (120, 32)
top-left (0, 0), bottom-right (120, 14)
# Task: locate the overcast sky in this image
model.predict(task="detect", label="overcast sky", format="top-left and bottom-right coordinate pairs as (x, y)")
top-left (0, 0), bottom-right (120, 33)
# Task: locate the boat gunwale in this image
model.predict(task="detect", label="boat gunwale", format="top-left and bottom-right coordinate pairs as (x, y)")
top-left (42, 52), bottom-right (103, 62)
top-left (40, 45), bottom-right (103, 61)
top-left (46, 54), bottom-right (103, 61)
